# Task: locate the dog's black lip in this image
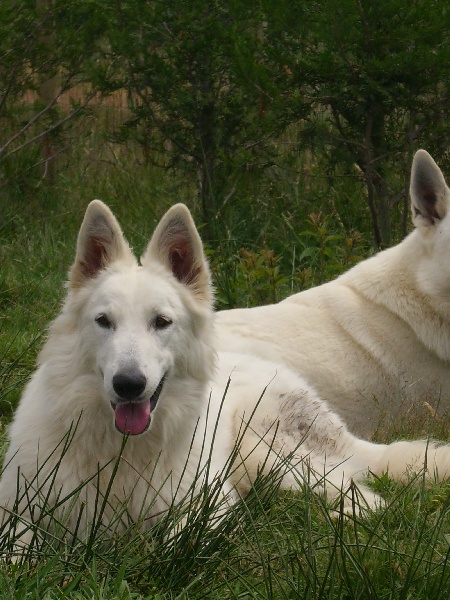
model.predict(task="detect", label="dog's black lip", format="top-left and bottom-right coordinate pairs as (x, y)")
top-left (150, 375), bottom-right (165, 411)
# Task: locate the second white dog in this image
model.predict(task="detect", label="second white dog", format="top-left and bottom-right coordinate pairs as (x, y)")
top-left (217, 150), bottom-right (450, 437)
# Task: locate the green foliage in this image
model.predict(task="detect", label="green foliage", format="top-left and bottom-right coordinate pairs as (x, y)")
top-left (0, 0), bottom-right (107, 191)
top-left (89, 0), bottom-right (279, 240)
top-left (262, 0), bottom-right (450, 246)
top-left (211, 212), bottom-right (367, 309)
top-left (212, 246), bottom-right (289, 308)
top-left (293, 212), bottom-right (368, 288)
top-left (2, 0), bottom-right (450, 246)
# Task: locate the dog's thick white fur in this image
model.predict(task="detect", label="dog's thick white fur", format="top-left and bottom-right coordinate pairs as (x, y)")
top-left (2, 176), bottom-right (450, 549)
top-left (217, 149), bottom-right (450, 437)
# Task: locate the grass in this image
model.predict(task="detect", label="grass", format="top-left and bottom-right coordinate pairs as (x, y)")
top-left (2, 134), bottom-right (450, 598)
top-left (1, 472), bottom-right (450, 598)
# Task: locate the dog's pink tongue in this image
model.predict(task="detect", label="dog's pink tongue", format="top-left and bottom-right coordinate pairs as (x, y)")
top-left (115, 401), bottom-right (150, 435)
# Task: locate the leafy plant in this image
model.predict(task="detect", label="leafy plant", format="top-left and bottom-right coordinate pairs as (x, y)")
top-left (293, 212), bottom-right (368, 289)
top-left (212, 246), bottom-right (289, 309)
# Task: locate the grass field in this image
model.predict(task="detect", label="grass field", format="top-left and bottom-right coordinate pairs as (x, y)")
top-left (2, 137), bottom-right (450, 598)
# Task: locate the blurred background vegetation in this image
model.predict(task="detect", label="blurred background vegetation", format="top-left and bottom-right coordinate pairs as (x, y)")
top-left (1, 0), bottom-right (449, 329)
top-left (2, 1), bottom-right (449, 241)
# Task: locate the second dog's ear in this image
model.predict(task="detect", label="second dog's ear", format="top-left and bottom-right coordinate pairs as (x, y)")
top-left (410, 150), bottom-right (449, 229)
top-left (69, 200), bottom-right (135, 288)
top-left (142, 204), bottom-right (212, 303)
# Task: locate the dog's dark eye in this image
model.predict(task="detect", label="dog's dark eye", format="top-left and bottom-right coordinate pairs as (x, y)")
top-left (154, 315), bottom-right (172, 330)
top-left (95, 314), bottom-right (113, 329)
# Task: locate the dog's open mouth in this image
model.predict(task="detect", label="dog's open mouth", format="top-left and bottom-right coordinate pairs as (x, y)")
top-left (113, 376), bottom-right (165, 436)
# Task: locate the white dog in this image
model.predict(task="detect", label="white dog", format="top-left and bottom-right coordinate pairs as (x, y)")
top-left (1, 194), bottom-right (450, 551)
top-left (217, 150), bottom-right (450, 437)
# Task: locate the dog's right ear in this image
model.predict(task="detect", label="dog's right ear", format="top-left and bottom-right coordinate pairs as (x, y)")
top-left (410, 150), bottom-right (449, 230)
top-left (142, 204), bottom-right (213, 304)
top-left (69, 200), bottom-right (134, 289)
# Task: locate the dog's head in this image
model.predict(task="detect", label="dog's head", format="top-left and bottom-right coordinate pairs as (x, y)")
top-left (62, 201), bottom-right (215, 436)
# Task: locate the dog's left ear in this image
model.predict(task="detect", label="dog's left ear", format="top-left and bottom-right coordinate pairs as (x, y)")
top-left (142, 204), bottom-right (212, 303)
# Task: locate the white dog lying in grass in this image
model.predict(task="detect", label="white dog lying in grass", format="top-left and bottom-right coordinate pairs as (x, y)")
top-left (1, 182), bottom-right (450, 553)
top-left (216, 150), bottom-right (450, 437)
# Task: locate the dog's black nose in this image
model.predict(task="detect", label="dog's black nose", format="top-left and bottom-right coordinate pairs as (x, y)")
top-left (113, 371), bottom-right (147, 401)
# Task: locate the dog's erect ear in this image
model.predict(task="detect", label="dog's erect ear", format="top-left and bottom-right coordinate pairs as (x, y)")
top-left (142, 204), bottom-right (212, 303)
top-left (69, 200), bottom-right (134, 288)
top-left (410, 150), bottom-right (449, 229)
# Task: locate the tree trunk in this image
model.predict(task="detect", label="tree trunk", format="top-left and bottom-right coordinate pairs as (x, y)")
top-left (196, 77), bottom-right (218, 241)
top-left (363, 103), bottom-right (392, 248)
top-left (373, 172), bottom-right (391, 248)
